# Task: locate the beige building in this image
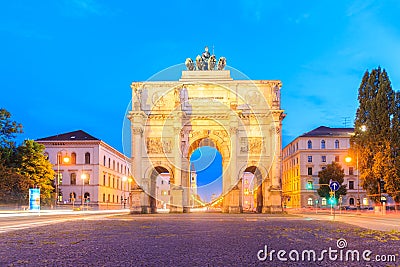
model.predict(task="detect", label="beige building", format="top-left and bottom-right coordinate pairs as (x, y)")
top-left (242, 172), bottom-right (256, 211)
top-left (282, 126), bottom-right (369, 209)
top-left (37, 130), bottom-right (132, 209)
top-left (155, 173), bottom-right (170, 210)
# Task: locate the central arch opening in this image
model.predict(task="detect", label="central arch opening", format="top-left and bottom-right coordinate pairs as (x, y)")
top-left (189, 145), bottom-right (223, 209)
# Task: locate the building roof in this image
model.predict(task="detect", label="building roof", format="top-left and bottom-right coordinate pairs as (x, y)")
top-left (36, 130), bottom-right (100, 141)
top-left (300, 126), bottom-right (354, 137)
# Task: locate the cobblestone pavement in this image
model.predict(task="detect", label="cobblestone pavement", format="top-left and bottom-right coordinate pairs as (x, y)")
top-left (1, 213), bottom-right (399, 266)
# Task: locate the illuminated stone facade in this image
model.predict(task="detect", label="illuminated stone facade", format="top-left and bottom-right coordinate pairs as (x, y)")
top-left (282, 126), bottom-right (369, 209)
top-left (37, 130), bottom-right (131, 209)
top-left (129, 69), bottom-right (285, 213)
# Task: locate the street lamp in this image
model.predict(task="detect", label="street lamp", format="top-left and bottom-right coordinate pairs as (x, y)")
top-left (56, 152), bottom-right (70, 206)
top-left (122, 176), bottom-right (128, 209)
top-left (346, 124), bottom-right (366, 212)
top-left (345, 153), bottom-right (360, 211)
top-left (81, 173), bottom-right (87, 208)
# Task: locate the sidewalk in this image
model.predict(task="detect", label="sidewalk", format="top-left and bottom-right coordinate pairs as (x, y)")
top-left (286, 207), bottom-right (400, 218)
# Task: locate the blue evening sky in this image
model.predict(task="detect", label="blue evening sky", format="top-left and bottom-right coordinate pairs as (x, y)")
top-left (1, 1), bottom-right (400, 200)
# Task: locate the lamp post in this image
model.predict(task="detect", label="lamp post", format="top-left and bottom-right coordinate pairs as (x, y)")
top-left (56, 152), bottom-right (70, 207)
top-left (122, 176), bottom-right (128, 209)
top-left (346, 125), bottom-right (366, 213)
top-left (81, 173), bottom-right (87, 209)
top-left (345, 154), bottom-right (360, 211)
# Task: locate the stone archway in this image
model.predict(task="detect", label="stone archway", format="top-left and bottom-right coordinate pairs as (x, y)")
top-left (148, 166), bottom-right (170, 213)
top-left (129, 66), bottom-right (284, 213)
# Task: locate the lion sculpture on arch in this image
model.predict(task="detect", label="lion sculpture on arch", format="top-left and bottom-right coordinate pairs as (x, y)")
top-left (208, 55), bottom-right (217, 70)
top-left (217, 57), bottom-right (226, 70)
top-left (185, 58), bottom-right (195, 71)
top-left (195, 55), bottom-right (204, 70)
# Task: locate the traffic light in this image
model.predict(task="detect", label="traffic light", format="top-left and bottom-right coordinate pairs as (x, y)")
top-left (378, 179), bottom-right (387, 193)
top-left (306, 181), bottom-right (313, 190)
top-left (328, 197), bottom-right (337, 205)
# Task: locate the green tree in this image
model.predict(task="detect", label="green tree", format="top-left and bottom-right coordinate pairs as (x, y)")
top-left (0, 163), bottom-right (30, 204)
top-left (352, 67), bottom-right (400, 204)
top-left (317, 162), bottom-right (347, 203)
top-left (0, 108), bottom-right (25, 205)
top-left (0, 108), bottom-right (23, 148)
top-left (14, 140), bottom-right (55, 205)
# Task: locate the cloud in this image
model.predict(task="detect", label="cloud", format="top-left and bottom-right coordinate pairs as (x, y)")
top-left (346, 0), bottom-right (375, 17)
top-left (62, 0), bottom-right (113, 17)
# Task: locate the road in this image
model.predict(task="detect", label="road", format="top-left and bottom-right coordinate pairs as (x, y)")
top-left (1, 213), bottom-right (399, 266)
top-left (0, 209), bottom-right (129, 233)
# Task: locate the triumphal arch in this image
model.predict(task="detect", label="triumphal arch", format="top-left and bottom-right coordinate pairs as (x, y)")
top-left (128, 49), bottom-right (285, 213)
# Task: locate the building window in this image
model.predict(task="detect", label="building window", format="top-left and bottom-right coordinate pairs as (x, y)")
top-left (307, 198), bottom-right (313, 206)
top-left (335, 156), bottom-right (339, 162)
top-left (103, 194), bottom-right (106, 202)
top-left (103, 156), bottom-right (106, 166)
top-left (307, 167), bottom-right (312, 175)
top-left (321, 140), bottom-right (326, 149)
top-left (307, 140), bottom-right (312, 149)
top-left (335, 140), bottom-right (339, 149)
top-left (349, 198), bottom-right (355, 205)
top-left (349, 181), bottom-right (354, 190)
top-left (70, 173), bottom-right (76, 185)
top-left (349, 167), bottom-right (354, 175)
top-left (71, 152), bottom-right (76, 164)
top-left (307, 156), bottom-right (312, 162)
top-left (113, 177), bottom-right (115, 188)
top-left (117, 162), bottom-right (120, 173)
top-left (70, 192), bottom-right (76, 202)
top-left (84, 192), bottom-right (90, 203)
top-left (113, 195), bottom-right (115, 203)
top-left (322, 156), bottom-right (326, 162)
top-left (108, 158), bottom-right (111, 168)
top-left (57, 173), bottom-right (63, 185)
top-left (85, 152), bottom-right (90, 164)
top-left (103, 174), bottom-right (106, 185)
top-left (113, 160), bottom-right (115, 170)
top-left (322, 198), bottom-right (327, 206)
top-left (107, 194), bottom-right (110, 202)
top-left (84, 174), bottom-right (90, 185)
top-left (117, 178), bottom-right (120, 189)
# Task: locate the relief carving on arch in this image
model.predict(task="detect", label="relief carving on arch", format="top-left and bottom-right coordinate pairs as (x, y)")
top-left (146, 138), bottom-right (172, 154)
top-left (132, 127), bottom-right (143, 136)
top-left (240, 137), bottom-right (265, 154)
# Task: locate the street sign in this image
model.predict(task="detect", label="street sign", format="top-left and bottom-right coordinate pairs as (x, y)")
top-left (329, 181), bottom-right (340, 191)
